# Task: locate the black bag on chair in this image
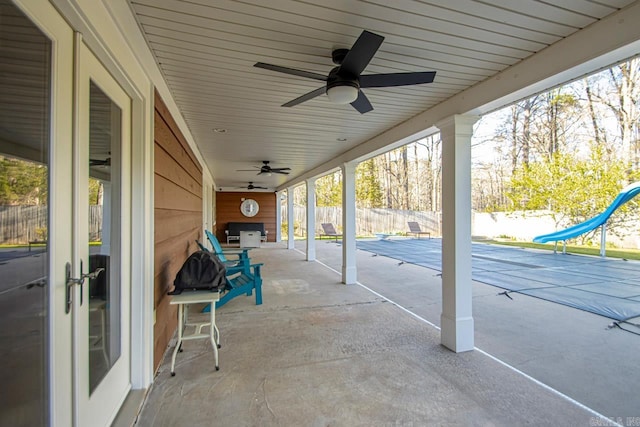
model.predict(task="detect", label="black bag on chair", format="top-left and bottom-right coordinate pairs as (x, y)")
top-left (168, 251), bottom-right (228, 295)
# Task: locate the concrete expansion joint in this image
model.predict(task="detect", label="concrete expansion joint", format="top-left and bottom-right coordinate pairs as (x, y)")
top-left (276, 300), bottom-right (385, 313)
top-left (215, 300), bottom-right (384, 317)
top-left (276, 355), bottom-right (356, 370)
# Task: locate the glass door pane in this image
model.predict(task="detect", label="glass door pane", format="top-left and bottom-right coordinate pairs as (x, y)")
top-left (87, 82), bottom-right (122, 393)
top-left (0, 1), bottom-right (51, 425)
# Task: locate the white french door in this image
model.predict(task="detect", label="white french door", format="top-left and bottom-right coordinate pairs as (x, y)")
top-left (4, 1), bottom-right (134, 425)
top-left (72, 39), bottom-right (132, 426)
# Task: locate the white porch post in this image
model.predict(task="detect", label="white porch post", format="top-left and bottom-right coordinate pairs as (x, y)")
top-left (306, 178), bottom-right (316, 261)
top-left (437, 114), bottom-right (478, 353)
top-left (287, 186), bottom-right (295, 249)
top-left (341, 162), bottom-right (357, 284)
top-left (275, 191), bottom-right (282, 242)
top-left (101, 181), bottom-right (111, 255)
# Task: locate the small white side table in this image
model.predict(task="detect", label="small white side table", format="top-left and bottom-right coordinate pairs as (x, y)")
top-left (169, 291), bottom-right (221, 376)
top-left (240, 230), bottom-right (261, 248)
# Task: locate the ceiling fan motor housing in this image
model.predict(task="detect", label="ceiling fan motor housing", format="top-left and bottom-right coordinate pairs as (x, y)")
top-left (331, 48), bottom-right (349, 65)
top-left (326, 67), bottom-right (359, 92)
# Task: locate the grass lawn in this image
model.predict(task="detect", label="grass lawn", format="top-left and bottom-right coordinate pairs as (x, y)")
top-left (479, 238), bottom-right (640, 261)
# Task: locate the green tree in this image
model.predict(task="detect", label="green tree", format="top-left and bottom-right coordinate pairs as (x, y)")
top-left (356, 159), bottom-right (383, 208)
top-left (536, 90), bottom-right (581, 157)
top-left (0, 157), bottom-right (47, 205)
top-left (89, 178), bottom-right (102, 205)
top-left (508, 145), bottom-right (640, 243)
top-left (315, 171), bottom-right (342, 207)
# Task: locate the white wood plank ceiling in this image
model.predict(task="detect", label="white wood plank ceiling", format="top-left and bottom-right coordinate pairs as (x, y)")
top-left (129, 0), bottom-right (638, 191)
top-left (0, 1), bottom-right (50, 163)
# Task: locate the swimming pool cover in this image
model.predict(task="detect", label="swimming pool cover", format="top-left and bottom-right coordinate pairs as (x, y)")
top-left (356, 238), bottom-right (640, 321)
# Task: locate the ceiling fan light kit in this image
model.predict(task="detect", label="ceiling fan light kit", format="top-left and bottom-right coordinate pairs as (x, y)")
top-left (254, 30), bottom-right (436, 114)
top-left (327, 84), bottom-right (358, 104)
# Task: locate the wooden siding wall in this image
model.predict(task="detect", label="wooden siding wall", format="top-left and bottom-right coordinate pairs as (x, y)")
top-left (154, 90), bottom-right (203, 369)
top-left (215, 192), bottom-right (276, 243)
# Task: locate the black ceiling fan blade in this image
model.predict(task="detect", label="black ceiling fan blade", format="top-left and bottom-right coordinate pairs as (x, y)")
top-left (238, 183), bottom-right (268, 189)
top-left (350, 90), bottom-right (373, 114)
top-left (90, 158), bottom-right (110, 166)
top-left (282, 87), bottom-right (326, 107)
top-left (360, 71), bottom-right (436, 88)
top-left (339, 30), bottom-right (384, 77)
top-left (254, 62), bottom-right (327, 81)
top-left (265, 169), bottom-right (290, 175)
top-left (257, 169), bottom-right (289, 175)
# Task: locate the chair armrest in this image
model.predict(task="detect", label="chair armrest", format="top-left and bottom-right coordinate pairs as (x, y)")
top-left (225, 230), bottom-right (229, 235)
top-left (222, 260), bottom-right (240, 268)
top-left (226, 271), bottom-right (242, 280)
top-left (226, 261), bottom-right (262, 276)
top-left (218, 248), bottom-right (252, 255)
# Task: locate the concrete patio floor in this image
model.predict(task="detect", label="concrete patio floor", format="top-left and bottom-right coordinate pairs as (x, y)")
top-left (135, 240), bottom-right (639, 426)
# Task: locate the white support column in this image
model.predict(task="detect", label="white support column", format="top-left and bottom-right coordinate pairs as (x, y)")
top-left (306, 179), bottom-right (316, 261)
top-left (437, 114), bottom-right (478, 353)
top-left (341, 162), bottom-right (357, 284)
top-left (287, 187), bottom-right (295, 249)
top-left (101, 181), bottom-right (111, 255)
top-left (275, 191), bottom-right (282, 242)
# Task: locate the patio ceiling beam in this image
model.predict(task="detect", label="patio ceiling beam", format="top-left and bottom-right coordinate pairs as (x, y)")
top-left (0, 136), bottom-right (43, 164)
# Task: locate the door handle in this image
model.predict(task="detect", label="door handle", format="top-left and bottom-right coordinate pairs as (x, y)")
top-left (65, 260), bottom-right (105, 314)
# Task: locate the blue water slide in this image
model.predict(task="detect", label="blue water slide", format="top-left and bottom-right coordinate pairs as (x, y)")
top-left (533, 182), bottom-right (640, 243)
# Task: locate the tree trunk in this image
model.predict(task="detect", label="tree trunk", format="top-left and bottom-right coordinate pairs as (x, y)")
top-left (584, 80), bottom-right (601, 144)
top-left (401, 145), bottom-right (409, 210)
top-left (522, 98), bottom-right (533, 166)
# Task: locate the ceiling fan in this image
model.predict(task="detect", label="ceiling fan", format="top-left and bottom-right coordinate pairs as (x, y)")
top-left (254, 30), bottom-right (436, 114)
top-left (89, 157), bottom-right (110, 167)
top-left (237, 160), bottom-right (291, 175)
top-left (238, 182), bottom-right (268, 190)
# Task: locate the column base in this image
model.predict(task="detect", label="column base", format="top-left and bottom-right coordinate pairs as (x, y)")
top-left (440, 314), bottom-right (474, 352)
top-left (341, 265), bottom-right (357, 285)
top-left (306, 247), bottom-right (316, 261)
